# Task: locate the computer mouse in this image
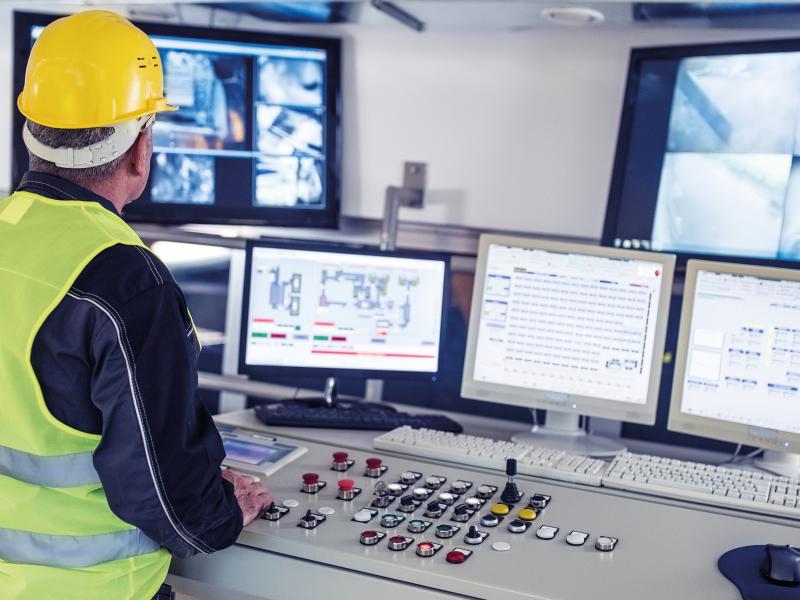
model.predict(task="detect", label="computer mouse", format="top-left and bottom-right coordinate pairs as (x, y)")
top-left (760, 544), bottom-right (800, 586)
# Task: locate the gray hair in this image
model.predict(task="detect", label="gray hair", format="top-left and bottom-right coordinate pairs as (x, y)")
top-left (26, 120), bottom-right (130, 185)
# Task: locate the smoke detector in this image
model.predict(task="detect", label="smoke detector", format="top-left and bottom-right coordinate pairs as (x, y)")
top-left (541, 7), bottom-right (605, 26)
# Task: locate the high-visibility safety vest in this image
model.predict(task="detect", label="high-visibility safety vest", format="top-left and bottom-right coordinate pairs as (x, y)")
top-left (0, 191), bottom-right (170, 599)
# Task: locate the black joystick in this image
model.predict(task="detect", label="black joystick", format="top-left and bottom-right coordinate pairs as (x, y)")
top-left (302, 510), bottom-right (316, 524)
top-left (464, 525), bottom-right (485, 545)
top-left (500, 458), bottom-right (523, 504)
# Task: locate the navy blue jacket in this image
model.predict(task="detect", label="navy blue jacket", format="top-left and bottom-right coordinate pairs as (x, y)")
top-left (23, 171), bottom-right (243, 558)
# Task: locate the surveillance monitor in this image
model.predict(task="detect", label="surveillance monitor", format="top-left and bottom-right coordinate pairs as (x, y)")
top-left (13, 12), bottom-right (341, 228)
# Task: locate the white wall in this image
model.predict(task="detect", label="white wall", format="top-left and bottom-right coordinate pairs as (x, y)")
top-left (344, 26), bottom-right (797, 239)
top-left (0, 5), bottom-right (794, 239)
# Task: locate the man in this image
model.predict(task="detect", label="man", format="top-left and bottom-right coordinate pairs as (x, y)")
top-left (0, 11), bottom-right (271, 600)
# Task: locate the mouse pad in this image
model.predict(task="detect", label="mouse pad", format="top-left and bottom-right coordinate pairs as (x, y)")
top-left (719, 546), bottom-right (800, 599)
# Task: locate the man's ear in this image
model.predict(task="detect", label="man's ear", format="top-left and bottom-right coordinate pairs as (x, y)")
top-left (128, 132), bottom-right (151, 177)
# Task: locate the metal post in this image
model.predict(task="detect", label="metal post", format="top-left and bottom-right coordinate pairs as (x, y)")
top-left (368, 162), bottom-right (427, 402)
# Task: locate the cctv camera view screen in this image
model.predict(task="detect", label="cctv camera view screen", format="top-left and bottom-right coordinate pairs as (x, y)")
top-left (28, 26), bottom-right (332, 218)
top-left (151, 38), bottom-right (327, 210)
top-left (608, 46), bottom-right (800, 262)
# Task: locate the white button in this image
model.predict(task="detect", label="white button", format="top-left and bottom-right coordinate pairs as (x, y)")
top-left (353, 510), bottom-right (374, 523)
top-left (491, 541), bottom-right (511, 552)
top-left (465, 497), bottom-right (482, 510)
top-left (282, 499), bottom-right (300, 508)
top-left (318, 507), bottom-right (335, 515)
top-left (566, 531), bottom-right (588, 546)
top-left (536, 526), bottom-right (558, 540)
top-left (413, 487), bottom-right (430, 498)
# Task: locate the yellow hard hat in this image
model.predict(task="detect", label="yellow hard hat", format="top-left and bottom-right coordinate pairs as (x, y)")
top-left (17, 10), bottom-right (176, 129)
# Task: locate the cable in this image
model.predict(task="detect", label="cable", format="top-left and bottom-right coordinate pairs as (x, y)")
top-left (716, 444), bottom-right (743, 467)
top-left (717, 445), bottom-right (765, 467)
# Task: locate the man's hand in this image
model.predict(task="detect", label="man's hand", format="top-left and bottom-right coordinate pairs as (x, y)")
top-left (222, 469), bottom-right (273, 527)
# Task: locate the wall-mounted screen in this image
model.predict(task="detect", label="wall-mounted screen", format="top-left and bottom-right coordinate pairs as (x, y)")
top-left (603, 38), bottom-right (800, 266)
top-left (13, 12), bottom-right (341, 228)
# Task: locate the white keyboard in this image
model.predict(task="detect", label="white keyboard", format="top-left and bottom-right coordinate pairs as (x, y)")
top-left (373, 426), bottom-right (609, 486)
top-left (374, 427), bottom-right (800, 520)
top-left (604, 452), bottom-right (800, 520)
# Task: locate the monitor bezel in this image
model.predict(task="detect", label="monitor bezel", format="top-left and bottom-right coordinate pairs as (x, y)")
top-left (12, 11), bottom-right (342, 229)
top-left (239, 238), bottom-right (450, 382)
top-left (668, 259), bottom-right (800, 454)
top-left (602, 37), bottom-right (800, 270)
top-left (461, 234), bottom-right (675, 425)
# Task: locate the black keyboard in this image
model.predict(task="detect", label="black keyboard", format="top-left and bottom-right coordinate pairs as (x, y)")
top-left (254, 404), bottom-right (463, 433)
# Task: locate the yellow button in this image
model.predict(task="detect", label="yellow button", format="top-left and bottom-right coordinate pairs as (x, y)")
top-left (491, 503), bottom-right (510, 516)
top-left (518, 508), bottom-right (537, 521)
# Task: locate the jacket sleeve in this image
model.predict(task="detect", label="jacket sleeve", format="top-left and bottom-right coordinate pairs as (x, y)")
top-left (83, 281), bottom-right (243, 557)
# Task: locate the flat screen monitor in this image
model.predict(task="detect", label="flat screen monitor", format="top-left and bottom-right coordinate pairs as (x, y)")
top-left (603, 38), bottom-right (800, 266)
top-left (239, 240), bottom-right (449, 381)
top-left (462, 235), bottom-right (675, 426)
top-left (668, 260), bottom-right (800, 454)
top-left (12, 12), bottom-right (341, 228)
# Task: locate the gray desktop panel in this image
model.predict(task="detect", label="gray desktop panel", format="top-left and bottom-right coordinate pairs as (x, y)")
top-left (172, 426), bottom-right (796, 599)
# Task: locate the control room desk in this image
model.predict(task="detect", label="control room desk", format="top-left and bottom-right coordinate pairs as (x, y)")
top-left (168, 407), bottom-right (799, 600)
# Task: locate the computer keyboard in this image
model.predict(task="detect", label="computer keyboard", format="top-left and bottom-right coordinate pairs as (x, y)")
top-left (604, 452), bottom-right (800, 520)
top-left (254, 404), bottom-right (463, 433)
top-left (373, 427), bottom-right (800, 519)
top-left (373, 426), bottom-right (609, 486)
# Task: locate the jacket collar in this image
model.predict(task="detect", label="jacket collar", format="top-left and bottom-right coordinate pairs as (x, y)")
top-left (17, 171), bottom-right (119, 215)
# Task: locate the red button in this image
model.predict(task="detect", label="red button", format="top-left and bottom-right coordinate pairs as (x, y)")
top-left (446, 550), bottom-right (467, 564)
top-left (333, 452), bottom-right (348, 462)
top-left (361, 530), bottom-right (378, 539)
top-left (418, 542), bottom-right (433, 550)
top-left (338, 479), bottom-right (355, 491)
top-left (366, 458), bottom-right (382, 469)
top-left (302, 473), bottom-right (319, 484)
top-left (389, 536), bottom-right (406, 544)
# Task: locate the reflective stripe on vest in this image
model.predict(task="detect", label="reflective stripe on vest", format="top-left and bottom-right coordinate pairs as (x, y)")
top-left (0, 528), bottom-right (160, 568)
top-left (0, 445), bottom-right (100, 487)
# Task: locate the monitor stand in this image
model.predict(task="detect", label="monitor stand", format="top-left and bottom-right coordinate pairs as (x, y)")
top-left (290, 378), bottom-right (394, 413)
top-left (291, 377), bottom-right (340, 408)
top-left (511, 410), bottom-right (626, 458)
top-left (754, 450), bottom-right (800, 479)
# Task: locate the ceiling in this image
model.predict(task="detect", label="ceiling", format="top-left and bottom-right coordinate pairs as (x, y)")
top-left (30, 1), bottom-right (800, 30)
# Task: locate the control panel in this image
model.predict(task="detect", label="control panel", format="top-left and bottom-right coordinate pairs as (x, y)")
top-left (173, 429), bottom-right (798, 600)
top-left (259, 452), bottom-right (619, 564)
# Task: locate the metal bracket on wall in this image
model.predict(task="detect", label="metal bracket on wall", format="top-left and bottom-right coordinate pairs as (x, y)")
top-left (380, 162), bottom-right (427, 252)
